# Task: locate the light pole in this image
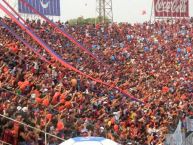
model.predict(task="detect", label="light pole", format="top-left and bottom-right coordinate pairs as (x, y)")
top-left (96, 0), bottom-right (113, 23)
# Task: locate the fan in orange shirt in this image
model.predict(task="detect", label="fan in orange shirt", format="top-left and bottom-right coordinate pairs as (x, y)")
top-left (186, 47), bottom-right (191, 53)
top-left (42, 98), bottom-right (50, 107)
top-left (64, 101), bottom-right (72, 109)
top-left (57, 121), bottom-right (64, 131)
top-left (51, 92), bottom-right (61, 105)
top-left (7, 43), bottom-right (18, 53)
top-left (162, 86), bottom-right (169, 93)
top-left (18, 80), bottom-right (30, 91)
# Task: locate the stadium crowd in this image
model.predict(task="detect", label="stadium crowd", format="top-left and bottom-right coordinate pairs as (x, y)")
top-left (0, 17), bottom-right (192, 145)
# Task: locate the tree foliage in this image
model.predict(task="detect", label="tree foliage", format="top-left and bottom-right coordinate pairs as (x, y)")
top-left (66, 16), bottom-right (110, 25)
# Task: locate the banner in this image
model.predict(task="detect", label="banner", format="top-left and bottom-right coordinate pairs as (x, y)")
top-left (18, 0), bottom-right (60, 16)
top-left (154, 0), bottom-right (189, 17)
top-left (186, 117), bottom-right (193, 132)
top-left (165, 121), bottom-right (183, 145)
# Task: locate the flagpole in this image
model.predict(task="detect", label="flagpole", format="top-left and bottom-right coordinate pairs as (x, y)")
top-left (162, 0), bottom-right (164, 20)
top-left (166, 0), bottom-right (168, 21)
top-left (150, 0), bottom-right (154, 23)
top-left (95, 0), bottom-right (97, 26)
top-left (180, 0), bottom-right (182, 22)
top-left (171, 0), bottom-right (174, 22)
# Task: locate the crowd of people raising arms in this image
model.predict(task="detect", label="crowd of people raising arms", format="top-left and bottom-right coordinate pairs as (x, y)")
top-left (0, 17), bottom-right (192, 145)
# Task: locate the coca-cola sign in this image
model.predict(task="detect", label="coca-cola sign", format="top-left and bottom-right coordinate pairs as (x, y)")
top-left (154, 0), bottom-right (189, 17)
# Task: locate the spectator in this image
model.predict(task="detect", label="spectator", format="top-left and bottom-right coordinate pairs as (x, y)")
top-left (0, 17), bottom-right (192, 145)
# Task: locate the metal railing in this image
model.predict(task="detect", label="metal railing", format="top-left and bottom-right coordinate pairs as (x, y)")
top-left (0, 86), bottom-right (67, 144)
top-left (0, 140), bottom-right (12, 145)
top-left (0, 114), bottom-right (65, 145)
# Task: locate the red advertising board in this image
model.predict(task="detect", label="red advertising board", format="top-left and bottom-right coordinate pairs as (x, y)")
top-left (154, 0), bottom-right (189, 17)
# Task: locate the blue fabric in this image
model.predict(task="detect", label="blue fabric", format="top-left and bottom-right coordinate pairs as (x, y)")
top-left (111, 55), bottom-right (116, 61)
top-left (144, 46), bottom-right (150, 52)
top-left (72, 137), bottom-right (105, 142)
top-left (127, 35), bottom-right (132, 41)
top-left (19, 0), bottom-right (61, 16)
top-left (92, 45), bottom-right (97, 49)
top-left (18, 142), bottom-right (27, 145)
top-left (177, 48), bottom-right (181, 53)
top-left (109, 95), bottom-right (115, 100)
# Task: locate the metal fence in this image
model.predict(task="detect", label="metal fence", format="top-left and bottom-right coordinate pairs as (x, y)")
top-left (182, 132), bottom-right (193, 145)
top-left (164, 115), bottom-right (193, 145)
top-left (0, 113), bottom-right (65, 145)
top-left (0, 86), bottom-right (66, 144)
top-left (0, 140), bottom-right (12, 145)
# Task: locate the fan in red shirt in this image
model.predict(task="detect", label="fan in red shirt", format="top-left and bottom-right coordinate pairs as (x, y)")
top-left (2, 122), bottom-right (14, 145)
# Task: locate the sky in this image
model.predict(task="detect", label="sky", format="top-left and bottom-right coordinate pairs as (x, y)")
top-left (60, 0), bottom-right (193, 23)
top-left (1, 0), bottom-right (193, 23)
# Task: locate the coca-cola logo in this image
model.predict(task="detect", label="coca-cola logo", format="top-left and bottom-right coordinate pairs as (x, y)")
top-left (155, 0), bottom-right (188, 13)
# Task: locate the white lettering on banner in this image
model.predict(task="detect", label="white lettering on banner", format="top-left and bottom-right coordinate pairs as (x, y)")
top-left (40, 0), bottom-right (50, 9)
top-left (155, 0), bottom-right (188, 13)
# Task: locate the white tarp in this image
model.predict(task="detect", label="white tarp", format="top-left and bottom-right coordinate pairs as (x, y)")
top-left (59, 137), bottom-right (119, 145)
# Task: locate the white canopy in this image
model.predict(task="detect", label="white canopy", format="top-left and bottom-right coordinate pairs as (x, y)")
top-left (59, 137), bottom-right (120, 145)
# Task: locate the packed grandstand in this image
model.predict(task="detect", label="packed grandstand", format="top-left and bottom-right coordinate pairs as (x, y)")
top-left (0, 15), bottom-right (192, 145)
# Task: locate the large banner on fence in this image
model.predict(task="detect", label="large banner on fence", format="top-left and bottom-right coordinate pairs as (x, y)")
top-left (154, 0), bottom-right (189, 17)
top-left (165, 121), bottom-right (183, 145)
top-left (18, 0), bottom-right (61, 16)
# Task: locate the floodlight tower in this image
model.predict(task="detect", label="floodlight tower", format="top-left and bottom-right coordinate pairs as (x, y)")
top-left (96, 0), bottom-right (113, 23)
